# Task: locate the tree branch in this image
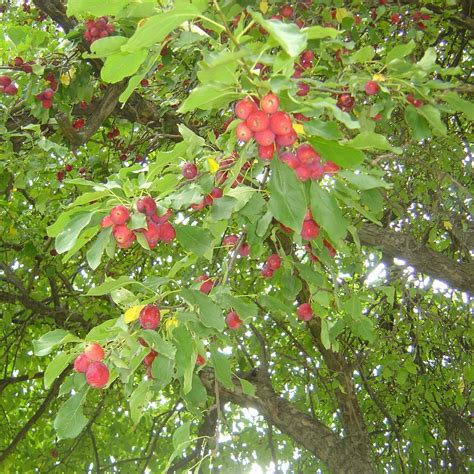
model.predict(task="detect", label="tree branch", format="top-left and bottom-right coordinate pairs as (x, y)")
top-left (358, 223), bottom-right (474, 293)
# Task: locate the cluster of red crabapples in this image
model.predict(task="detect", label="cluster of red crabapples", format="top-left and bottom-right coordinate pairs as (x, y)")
top-left (83, 17), bottom-right (114, 44)
top-left (100, 198), bottom-right (176, 250)
top-left (234, 93), bottom-right (340, 182)
top-left (73, 343), bottom-right (110, 389)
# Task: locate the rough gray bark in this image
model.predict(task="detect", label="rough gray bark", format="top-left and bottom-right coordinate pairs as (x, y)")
top-left (200, 369), bottom-right (376, 474)
top-left (359, 223), bottom-right (474, 293)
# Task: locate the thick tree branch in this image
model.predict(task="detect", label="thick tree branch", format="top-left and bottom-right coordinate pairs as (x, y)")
top-left (358, 223), bottom-right (474, 293)
top-left (200, 368), bottom-right (375, 474)
top-left (0, 372), bottom-right (44, 395)
top-left (32, 0), bottom-right (77, 33)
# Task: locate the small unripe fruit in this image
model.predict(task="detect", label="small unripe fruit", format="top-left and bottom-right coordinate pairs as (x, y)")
top-left (301, 219), bottom-right (320, 240)
top-left (74, 353), bottom-right (91, 373)
top-left (182, 162), bottom-right (198, 179)
top-left (139, 305), bottom-right (161, 330)
top-left (246, 111), bottom-right (270, 132)
top-left (236, 122), bottom-right (253, 142)
top-left (297, 303), bottom-right (313, 321)
top-left (110, 205), bottom-right (130, 225)
top-left (364, 81), bottom-right (379, 96)
top-left (235, 98), bottom-right (258, 120)
top-left (261, 93), bottom-right (279, 114)
top-left (270, 112), bottom-right (292, 136)
top-left (84, 343), bottom-right (105, 361)
top-left (137, 196), bottom-right (157, 216)
top-left (85, 361), bottom-right (110, 389)
top-left (226, 310), bottom-right (242, 330)
top-left (267, 254), bottom-right (281, 270)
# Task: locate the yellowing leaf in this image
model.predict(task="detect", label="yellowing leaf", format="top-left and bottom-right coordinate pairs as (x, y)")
top-left (207, 157), bottom-right (219, 174)
top-left (60, 67), bottom-right (76, 86)
top-left (9, 226), bottom-right (17, 237)
top-left (443, 221), bottom-right (453, 230)
top-left (293, 123), bottom-right (306, 136)
top-left (137, 18), bottom-right (147, 28)
top-left (259, 0), bottom-right (269, 14)
top-left (165, 316), bottom-right (179, 330)
top-left (372, 73), bottom-right (386, 82)
top-left (124, 305), bottom-right (145, 323)
top-left (336, 8), bottom-right (349, 23)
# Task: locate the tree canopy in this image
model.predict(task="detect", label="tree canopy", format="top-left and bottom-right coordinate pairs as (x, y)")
top-left (0, 0), bottom-right (473, 472)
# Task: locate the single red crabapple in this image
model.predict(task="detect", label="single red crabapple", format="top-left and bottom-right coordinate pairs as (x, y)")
top-left (223, 235), bottom-right (239, 246)
top-left (323, 239), bottom-right (337, 257)
top-left (391, 13), bottom-right (402, 24)
top-left (13, 57), bottom-right (24, 67)
top-left (261, 264), bottom-right (274, 278)
top-left (280, 4), bottom-right (293, 17)
top-left (297, 82), bottom-right (310, 96)
top-left (85, 361), bottom-right (110, 389)
top-left (337, 94), bottom-right (355, 112)
top-left (0, 76), bottom-right (12, 87)
top-left (267, 254), bottom-right (282, 270)
top-left (65, 164), bottom-right (73, 172)
top-left (258, 144), bottom-right (275, 161)
top-left (113, 224), bottom-right (136, 249)
top-left (270, 112), bottom-right (292, 136)
top-left (235, 98), bottom-right (258, 120)
top-left (364, 81), bottom-right (379, 96)
top-left (151, 208), bottom-right (172, 224)
top-left (406, 94), bottom-right (423, 108)
top-left (301, 50), bottom-right (315, 64)
top-left (74, 353), bottom-right (91, 373)
top-left (196, 354), bottom-right (206, 366)
top-left (50, 249), bottom-right (58, 257)
top-left (275, 130), bottom-right (297, 146)
top-left (354, 14), bottom-right (362, 25)
top-left (296, 144), bottom-right (319, 163)
top-left (42, 99), bottom-right (53, 109)
top-left (239, 242), bottom-right (250, 257)
top-left (210, 187), bottom-right (223, 199)
top-left (182, 162), bottom-right (198, 179)
top-left (144, 350), bottom-right (158, 367)
top-left (301, 219), bottom-right (320, 240)
top-left (72, 118), bottom-right (85, 130)
top-left (373, 113), bottom-right (382, 121)
top-left (309, 162), bottom-right (325, 180)
top-left (142, 221), bottom-right (161, 248)
top-left (261, 93), bottom-right (280, 114)
top-left (323, 161), bottom-right (340, 174)
top-left (138, 337), bottom-right (149, 347)
top-left (254, 129), bottom-right (276, 146)
top-left (295, 166), bottom-right (312, 181)
top-left (378, 0), bottom-right (387, 4)
top-left (100, 215), bottom-right (113, 228)
top-left (4, 84), bottom-right (18, 95)
top-left (198, 275), bottom-right (214, 294)
top-left (280, 151), bottom-right (300, 169)
top-left (42, 88), bottom-right (55, 100)
top-left (236, 122), bottom-right (254, 142)
top-left (56, 170), bottom-right (65, 182)
top-left (246, 110), bottom-right (270, 132)
top-left (226, 310), bottom-right (242, 330)
top-left (297, 303), bottom-right (313, 321)
top-left (140, 79), bottom-right (149, 87)
top-left (157, 222), bottom-right (176, 243)
top-left (84, 343), bottom-right (105, 361)
top-left (139, 304), bottom-right (161, 329)
top-left (136, 196), bottom-right (157, 216)
top-left (110, 205), bottom-right (130, 225)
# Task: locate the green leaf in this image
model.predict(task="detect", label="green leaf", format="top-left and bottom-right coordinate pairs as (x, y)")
top-left (218, 294), bottom-right (258, 321)
top-left (417, 105), bottom-right (447, 136)
top-left (442, 92), bottom-right (474, 120)
top-left (339, 171), bottom-right (391, 190)
top-left (87, 227), bottom-right (113, 270)
top-left (66, 0), bottom-right (130, 16)
top-left (55, 212), bottom-right (94, 254)
top-left (350, 46), bottom-right (375, 63)
top-left (151, 355), bottom-right (175, 388)
top-left (86, 276), bottom-right (138, 296)
top-left (304, 25), bottom-right (340, 39)
top-left (210, 344), bottom-right (233, 390)
top-left (183, 375), bottom-right (207, 410)
top-left (310, 183), bottom-right (348, 241)
top-left (172, 421), bottom-right (191, 451)
top-left (54, 390), bottom-right (88, 439)
top-left (129, 380), bottom-right (151, 425)
top-left (140, 331), bottom-right (176, 359)
top-left (101, 49), bottom-right (148, 83)
top-left (122, 3), bottom-right (206, 53)
top-left (268, 158), bottom-right (306, 232)
top-left (180, 289), bottom-right (225, 331)
top-left (178, 84), bottom-right (239, 113)
top-left (309, 137), bottom-right (365, 168)
top-left (350, 316), bottom-right (375, 343)
top-left (404, 106), bottom-right (432, 140)
top-left (90, 36), bottom-right (128, 58)
top-left (385, 40), bottom-right (415, 64)
top-left (240, 379), bottom-right (256, 396)
top-left (176, 225), bottom-right (214, 259)
top-left (347, 132), bottom-right (402, 154)
top-left (174, 325), bottom-right (195, 394)
top-left (44, 352), bottom-right (74, 389)
top-left (304, 121), bottom-right (342, 141)
top-left (251, 12), bottom-right (307, 57)
top-left (33, 330), bottom-right (70, 356)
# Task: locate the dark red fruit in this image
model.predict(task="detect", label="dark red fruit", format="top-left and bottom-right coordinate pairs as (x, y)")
top-left (182, 162), bottom-right (198, 179)
top-left (137, 197), bottom-right (157, 216)
top-left (226, 310), bottom-right (242, 330)
top-left (139, 305), bottom-right (161, 330)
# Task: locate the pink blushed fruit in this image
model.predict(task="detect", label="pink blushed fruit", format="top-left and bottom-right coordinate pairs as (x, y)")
top-left (85, 361), bottom-right (110, 389)
top-left (110, 205), bottom-right (130, 225)
top-left (246, 111), bottom-right (270, 132)
top-left (301, 219), bottom-right (320, 240)
top-left (226, 310), bottom-right (242, 330)
top-left (297, 303), bottom-right (313, 321)
top-left (139, 305), bottom-right (161, 329)
top-left (74, 353), bottom-right (91, 373)
top-left (235, 98), bottom-right (258, 120)
top-left (137, 197), bottom-right (157, 216)
top-left (267, 254), bottom-right (281, 270)
top-left (364, 81), bottom-right (379, 96)
top-left (270, 112), bottom-right (292, 136)
top-left (261, 93), bottom-right (279, 114)
top-left (84, 343), bottom-right (105, 361)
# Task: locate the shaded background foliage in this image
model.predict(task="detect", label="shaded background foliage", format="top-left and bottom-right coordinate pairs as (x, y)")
top-left (0, 0), bottom-right (472, 473)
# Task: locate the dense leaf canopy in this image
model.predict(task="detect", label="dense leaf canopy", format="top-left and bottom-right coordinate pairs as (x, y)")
top-left (0, 0), bottom-right (472, 473)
